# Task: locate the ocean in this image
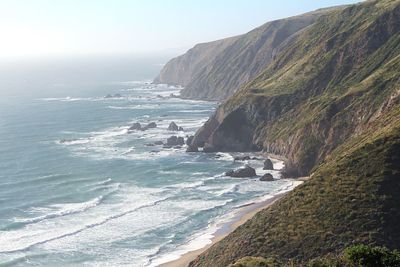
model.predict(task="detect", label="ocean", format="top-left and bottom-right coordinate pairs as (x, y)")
top-left (0, 58), bottom-right (297, 266)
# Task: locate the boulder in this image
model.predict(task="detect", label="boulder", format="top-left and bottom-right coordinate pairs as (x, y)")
top-left (234, 155), bottom-right (251, 161)
top-left (129, 122), bottom-right (142, 131)
top-left (177, 137), bottom-right (185, 145)
top-left (142, 122), bottom-right (157, 130)
top-left (168, 122), bottom-right (179, 131)
top-left (178, 126), bottom-right (184, 131)
top-left (166, 136), bottom-right (185, 146)
top-left (225, 166), bottom-right (257, 178)
top-left (104, 94), bottom-right (113, 98)
top-left (145, 143), bottom-right (155, 147)
top-left (263, 159), bottom-right (274, 170)
top-left (260, 173), bottom-right (274, 181)
top-left (154, 141), bottom-right (164, 145)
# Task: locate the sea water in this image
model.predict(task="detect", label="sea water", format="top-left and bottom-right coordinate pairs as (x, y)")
top-left (0, 79), bottom-right (298, 266)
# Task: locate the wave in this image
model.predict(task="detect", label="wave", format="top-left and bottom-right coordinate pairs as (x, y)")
top-left (0, 192), bottom-right (176, 254)
top-left (15, 196), bottom-right (105, 225)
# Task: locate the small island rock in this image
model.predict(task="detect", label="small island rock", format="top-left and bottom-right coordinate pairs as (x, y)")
top-left (129, 122), bottom-right (142, 131)
top-left (186, 144), bottom-right (198, 152)
top-left (263, 159), bottom-right (274, 170)
top-left (166, 136), bottom-right (184, 146)
top-left (260, 173), bottom-right (274, 181)
top-left (225, 166), bottom-right (257, 178)
top-left (168, 122), bottom-right (179, 131)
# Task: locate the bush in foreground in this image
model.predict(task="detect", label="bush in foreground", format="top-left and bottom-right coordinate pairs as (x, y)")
top-left (230, 245), bottom-right (400, 267)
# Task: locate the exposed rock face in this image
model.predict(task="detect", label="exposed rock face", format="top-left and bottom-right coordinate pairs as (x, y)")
top-left (186, 144), bottom-right (199, 152)
top-left (225, 166), bottom-right (257, 178)
top-left (128, 122), bottom-right (157, 131)
top-left (144, 122), bottom-right (157, 129)
top-left (190, 1), bottom-right (400, 177)
top-left (129, 122), bottom-right (142, 131)
top-left (154, 10), bottom-right (330, 100)
top-left (186, 135), bottom-right (194, 145)
top-left (234, 156), bottom-right (251, 161)
top-left (166, 136), bottom-right (185, 146)
top-left (263, 159), bottom-right (274, 170)
top-left (260, 173), bottom-right (274, 181)
top-left (167, 122), bottom-right (179, 131)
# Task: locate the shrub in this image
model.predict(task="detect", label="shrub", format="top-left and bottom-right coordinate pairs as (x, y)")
top-left (344, 245), bottom-right (400, 267)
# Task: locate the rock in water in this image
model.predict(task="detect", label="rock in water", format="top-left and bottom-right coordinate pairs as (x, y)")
top-left (166, 136), bottom-right (185, 146)
top-left (104, 94), bottom-right (113, 98)
top-left (129, 122), bottom-right (142, 131)
top-left (178, 126), bottom-right (184, 131)
top-left (142, 122), bottom-right (157, 130)
top-left (186, 144), bottom-right (199, 152)
top-left (113, 94), bottom-right (122, 98)
top-left (168, 122), bottom-right (179, 131)
top-left (234, 155), bottom-right (251, 161)
top-left (260, 173), bottom-right (274, 181)
top-left (263, 159), bottom-right (274, 170)
top-left (146, 122), bottom-right (157, 128)
top-left (186, 135), bottom-right (194, 145)
top-left (154, 141), bottom-right (164, 145)
top-left (225, 166), bottom-right (257, 178)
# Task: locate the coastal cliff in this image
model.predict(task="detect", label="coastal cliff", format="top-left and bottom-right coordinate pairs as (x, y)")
top-left (190, 0), bottom-right (400, 177)
top-left (155, 0), bottom-right (400, 265)
top-left (154, 9), bottom-right (334, 100)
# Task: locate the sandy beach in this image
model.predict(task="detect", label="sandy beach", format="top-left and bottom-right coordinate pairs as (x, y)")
top-left (160, 189), bottom-right (296, 267)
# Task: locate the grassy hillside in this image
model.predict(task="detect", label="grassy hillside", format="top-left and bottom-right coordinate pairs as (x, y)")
top-left (188, 0), bottom-right (400, 266)
top-left (190, 109), bottom-right (400, 266)
top-left (191, 0), bottom-right (400, 177)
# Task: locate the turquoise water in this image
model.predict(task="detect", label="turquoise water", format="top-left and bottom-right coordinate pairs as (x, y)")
top-left (0, 81), bottom-right (295, 266)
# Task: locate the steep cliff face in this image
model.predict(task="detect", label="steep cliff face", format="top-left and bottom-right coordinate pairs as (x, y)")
top-left (153, 36), bottom-right (239, 86)
top-left (191, 0), bottom-right (400, 177)
top-left (154, 9), bottom-right (331, 100)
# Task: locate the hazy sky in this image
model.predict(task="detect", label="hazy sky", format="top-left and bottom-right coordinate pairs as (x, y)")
top-left (0, 0), bottom-right (362, 59)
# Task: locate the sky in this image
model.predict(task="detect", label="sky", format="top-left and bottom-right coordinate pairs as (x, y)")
top-left (0, 0), bottom-right (362, 60)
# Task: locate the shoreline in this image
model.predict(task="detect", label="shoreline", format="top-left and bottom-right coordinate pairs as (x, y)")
top-left (159, 184), bottom-right (300, 267)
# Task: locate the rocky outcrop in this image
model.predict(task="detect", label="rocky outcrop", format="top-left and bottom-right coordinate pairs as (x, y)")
top-left (154, 9), bottom-right (332, 100)
top-left (166, 136), bottom-right (185, 146)
top-left (260, 173), bottom-right (274, 181)
top-left (168, 121), bottom-right (183, 131)
top-left (128, 122), bottom-right (142, 131)
top-left (186, 144), bottom-right (199, 152)
top-left (263, 159), bottom-right (274, 170)
top-left (234, 156), bottom-right (251, 161)
top-left (225, 166), bottom-right (257, 178)
top-left (144, 122), bottom-right (157, 129)
top-left (128, 122), bottom-right (157, 131)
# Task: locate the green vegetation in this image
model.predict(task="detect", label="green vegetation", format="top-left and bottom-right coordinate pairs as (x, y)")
top-left (229, 245), bottom-right (400, 267)
top-left (156, 8), bottom-right (334, 100)
top-left (218, 0), bottom-right (400, 176)
top-left (185, 1), bottom-right (400, 266)
top-left (190, 118), bottom-right (400, 266)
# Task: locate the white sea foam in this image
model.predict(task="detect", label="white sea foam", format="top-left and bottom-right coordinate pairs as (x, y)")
top-left (15, 196), bottom-right (105, 224)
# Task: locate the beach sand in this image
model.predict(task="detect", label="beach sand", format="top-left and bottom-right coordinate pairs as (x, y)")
top-left (160, 190), bottom-right (293, 267)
